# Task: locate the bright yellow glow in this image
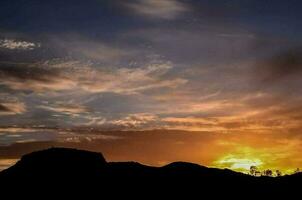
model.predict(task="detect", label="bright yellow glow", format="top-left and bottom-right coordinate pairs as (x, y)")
top-left (215, 156), bottom-right (263, 171)
top-left (211, 143), bottom-right (302, 174)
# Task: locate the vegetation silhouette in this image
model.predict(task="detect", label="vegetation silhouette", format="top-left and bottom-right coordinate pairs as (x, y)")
top-left (0, 148), bottom-right (301, 197)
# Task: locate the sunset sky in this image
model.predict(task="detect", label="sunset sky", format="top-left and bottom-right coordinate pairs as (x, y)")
top-left (0, 0), bottom-right (302, 174)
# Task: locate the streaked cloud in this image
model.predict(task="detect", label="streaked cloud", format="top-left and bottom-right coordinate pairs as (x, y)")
top-left (0, 60), bottom-right (187, 94)
top-left (0, 126), bottom-right (123, 146)
top-left (0, 61), bottom-right (73, 92)
top-left (38, 103), bottom-right (89, 116)
top-left (0, 101), bottom-right (26, 115)
top-left (256, 47), bottom-right (302, 84)
top-left (59, 38), bottom-right (132, 62)
top-left (124, 0), bottom-right (190, 19)
top-left (58, 132), bottom-right (123, 143)
top-left (111, 113), bottom-right (158, 129)
top-left (0, 39), bottom-right (40, 50)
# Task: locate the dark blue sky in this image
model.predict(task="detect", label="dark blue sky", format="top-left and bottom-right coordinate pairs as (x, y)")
top-left (1, 0), bottom-right (301, 36)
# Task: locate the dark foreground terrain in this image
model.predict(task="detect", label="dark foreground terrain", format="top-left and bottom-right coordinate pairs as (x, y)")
top-left (0, 148), bottom-right (301, 197)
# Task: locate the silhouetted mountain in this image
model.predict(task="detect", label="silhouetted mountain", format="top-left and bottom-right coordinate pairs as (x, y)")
top-left (0, 148), bottom-right (300, 197)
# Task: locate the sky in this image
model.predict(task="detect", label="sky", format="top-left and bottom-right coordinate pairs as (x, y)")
top-left (0, 0), bottom-right (302, 173)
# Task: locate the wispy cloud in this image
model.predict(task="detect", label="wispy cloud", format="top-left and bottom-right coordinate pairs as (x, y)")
top-left (62, 39), bottom-right (132, 62)
top-left (0, 61), bottom-right (73, 92)
top-left (58, 132), bottom-right (123, 143)
top-left (0, 102), bottom-right (26, 115)
top-left (85, 63), bottom-right (187, 94)
top-left (124, 0), bottom-right (190, 19)
top-left (38, 103), bottom-right (89, 116)
top-left (111, 113), bottom-right (158, 129)
top-left (0, 60), bottom-right (187, 94)
top-left (256, 47), bottom-right (302, 84)
top-left (0, 126), bottom-right (123, 146)
top-left (0, 39), bottom-right (40, 50)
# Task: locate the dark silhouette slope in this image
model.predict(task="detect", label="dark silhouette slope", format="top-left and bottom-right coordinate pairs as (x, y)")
top-left (0, 148), bottom-right (301, 197)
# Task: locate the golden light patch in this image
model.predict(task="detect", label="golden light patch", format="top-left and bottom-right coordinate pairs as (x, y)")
top-left (0, 159), bottom-right (18, 171)
top-left (214, 155), bottom-right (263, 172)
top-left (211, 143), bottom-right (301, 174)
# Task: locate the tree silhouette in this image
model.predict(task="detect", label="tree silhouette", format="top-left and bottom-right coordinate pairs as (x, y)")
top-left (250, 166), bottom-right (258, 176)
top-left (263, 169), bottom-right (273, 177)
top-left (276, 170), bottom-right (282, 177)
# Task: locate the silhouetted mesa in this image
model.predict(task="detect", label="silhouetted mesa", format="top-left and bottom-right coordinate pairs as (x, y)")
top-left (0, 148), bottom-right (107, 178)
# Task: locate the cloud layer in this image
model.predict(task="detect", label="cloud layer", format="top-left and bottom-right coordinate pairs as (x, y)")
top-left (124, 0), bottom-right (190, 19)
top-left (0, 102), bottom-right (26, 115)
top-left (0, 60), bottom-right (186, 94)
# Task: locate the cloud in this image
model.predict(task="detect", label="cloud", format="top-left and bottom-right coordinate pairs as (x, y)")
top-left (125, 27), bottom-right (258, 65)
top-left (0, 63), bottom-right (60, 82)
top-left (0, 127), bottom-right (42, 133)
top-left (58, 132), bottom-right (123, 143)
top-left (0, 126), bottom-right (123, 146)
top-left (124, 0), bottom-right (189, 19)
top-left (0, 62), bottom-right (74, 92)
top-left (257, 47), bottom-right (302, 83)
top-left (111, 113), bottom-right (158, 129)
top-left (76, 62), bottom-right (187, 94)
top-left (161, 115), bottom-right (291, 133)
top-left (38, 103), bottom-right (89, 116)
top-left (0, 104), bottom-right (11, 113)
top-left (0, 39), bottom-right (40, 50)
top-left (0, 128), bottom-right (57, 146)
top-left (214, 156), bottom-right (263, 171)
top-left (49, 34), bottom-right (136, 63)
top-left (63, 40), bottom-right (132, 62)
top-left (0, 102), bottom-right (26, 115)
top-left (0, 60), bottom-right (187, 94)
top-left (162, 117), bottom-right (217, 125)
top-left (154, 92), bottom-right (302, 133)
